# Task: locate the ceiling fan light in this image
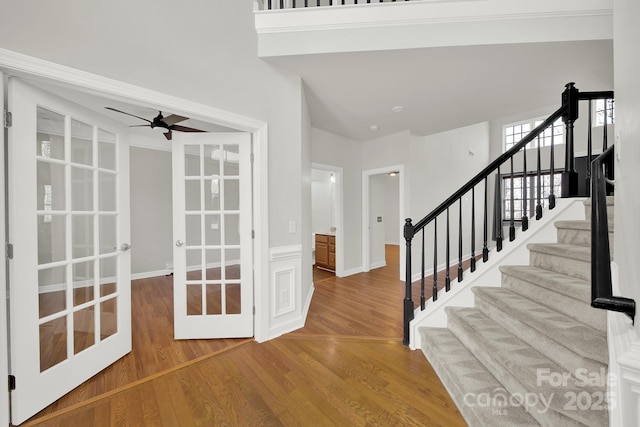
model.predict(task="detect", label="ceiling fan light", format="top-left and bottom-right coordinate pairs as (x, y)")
top-left (152, 125), bottom-right (170, 134)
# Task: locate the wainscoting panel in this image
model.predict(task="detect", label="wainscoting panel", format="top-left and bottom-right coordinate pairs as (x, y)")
top-left (268, 245), bottom-right (306, 339)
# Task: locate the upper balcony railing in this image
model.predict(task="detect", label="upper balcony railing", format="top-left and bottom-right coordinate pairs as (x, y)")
top-left (257, 0), bottom-right (413, 11)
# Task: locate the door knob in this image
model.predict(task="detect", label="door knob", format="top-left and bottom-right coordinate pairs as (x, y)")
top-left (175, 240), bottom-right (185, 247)
top-left (120, 243), bottom-right (132, 252)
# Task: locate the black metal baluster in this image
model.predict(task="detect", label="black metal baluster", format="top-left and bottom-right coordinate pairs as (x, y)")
top-left (496, 166), bottom-right (503, 252)
top-left (483, 177), bottom-right (489, 262)
top-left (471, 186), bottom-right (476, 272)
top-left (268, 0), bottom-right (272, 10)
top-left (603, 99), bottom-right (609, 151)
top-left (445, 208), bottom-right (450, 292)
top-left (521, 144), bottom-right (529, 232)
top-left (536, 134), bottom-right (542, 220)
top-left (458, 197), bottom-right (463, 282)
top-left (561, 82), bottom-right (578, 197)
top-left (420, 228), bottom-right (425, 310)
top-left (433, 218), bottom-right (438, 301)
top-left (587, 100), bottom-right (593, 194)
top-left (549, 123), bottom-right (556, 210)
top-left (509, 156), bottom-right (515, 241)
top-left (403, 219), bottom-right (414, 346)
top-left (280, 0), bottom-right (284, 9)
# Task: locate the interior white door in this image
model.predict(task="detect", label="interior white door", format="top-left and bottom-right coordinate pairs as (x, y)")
top-left (172, 132), bottom-right (253, 339)
top-left (7, 79), bottom-right (131, 425)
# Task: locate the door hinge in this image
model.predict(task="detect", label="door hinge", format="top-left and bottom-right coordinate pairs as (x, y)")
top-left (8, 375), bottom-right (15, 391)
top-left (251, 230), bottom-right (255, 239)
top-left (253, 306), bottom-right (256, 315)
top-left (6, 243), bottom-right (13, 260)
top-left (250, 152), bottom-right (254, 164)
top-left (3, 110), bottom-right (12, 128)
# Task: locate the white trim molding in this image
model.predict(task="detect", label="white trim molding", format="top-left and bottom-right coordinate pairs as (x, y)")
top-left (255, 0), bottom-right (613, 56)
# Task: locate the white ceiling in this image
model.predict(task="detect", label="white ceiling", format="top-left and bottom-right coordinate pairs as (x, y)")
top-left (268, 39), bottom-right (613, 141)
top-left (21, 38), bottom-right (613, 145)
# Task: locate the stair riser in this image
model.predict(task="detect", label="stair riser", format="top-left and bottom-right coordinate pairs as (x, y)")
top-left (530, 251), bottom-right (590, 281)
top-left (584, 205), bottom-right (614, 221)
top-left (556, 228), bottom-right (614, 252)
top-left (501, 273), bottom-right (606, 332)
top-left (474, 294), bottom-right (607, 375)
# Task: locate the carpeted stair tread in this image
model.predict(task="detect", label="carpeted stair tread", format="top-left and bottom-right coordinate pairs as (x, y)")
top-left (472, 287), bottom-right (608, 369)
top-left (420, 328), bottom-right (539, 427)
top-left (499, 266), bottom-right (606, 331)
top-left (446, 307), bottom-right (608, 427)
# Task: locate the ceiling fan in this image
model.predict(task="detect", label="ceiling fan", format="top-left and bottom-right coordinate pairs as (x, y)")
top-left (105, 107), bottom-right (205, 140)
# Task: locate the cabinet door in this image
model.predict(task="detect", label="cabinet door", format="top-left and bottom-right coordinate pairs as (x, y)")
top-left (315, 241), bottom-right (329, 268)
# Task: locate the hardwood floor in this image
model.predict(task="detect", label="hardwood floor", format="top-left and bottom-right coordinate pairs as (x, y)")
top-left (21, 245), bottom-right (465, 426)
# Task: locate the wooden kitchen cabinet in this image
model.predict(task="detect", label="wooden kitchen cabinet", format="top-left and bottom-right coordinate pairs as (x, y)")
top-left (315, 233), bottom-right (335, 272)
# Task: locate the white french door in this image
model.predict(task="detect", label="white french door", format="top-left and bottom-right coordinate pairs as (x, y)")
top-left (172, 132), bottom-right (253, 339)
top-left (7, 79), bottom-right (131, 425)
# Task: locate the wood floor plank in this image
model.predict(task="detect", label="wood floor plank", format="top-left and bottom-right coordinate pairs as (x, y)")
top-left (22, 245), bottom-right (465, 426)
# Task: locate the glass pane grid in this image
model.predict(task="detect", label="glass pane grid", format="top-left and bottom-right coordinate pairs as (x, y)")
top-left (37, 109), bottom-right (119, 371)
top-left (503, 172), bottom-right (562, 221)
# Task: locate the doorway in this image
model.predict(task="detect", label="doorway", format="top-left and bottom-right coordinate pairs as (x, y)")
top-left (362, 165), bottom-right (405, 280)
top-left (311, 163), bottom-right (344, 278)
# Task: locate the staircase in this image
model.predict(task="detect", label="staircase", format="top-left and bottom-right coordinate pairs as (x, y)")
top-left (420, 198), bottom-right (611, 426)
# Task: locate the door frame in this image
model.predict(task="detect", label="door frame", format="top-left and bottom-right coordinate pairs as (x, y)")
top-left (0, 70), bottom-right (9, 427)
top-left (311, 163), bottom-right (344, 277)
top-left (362, 164), bottom-right (405, 280)
top-left (0, 50), bottom-right (270, 376)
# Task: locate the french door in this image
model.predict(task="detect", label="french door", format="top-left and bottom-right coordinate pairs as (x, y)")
top-left (172, 132), bottom-right (253, 339)
top-left (7, 79), bottom-right (131, 424)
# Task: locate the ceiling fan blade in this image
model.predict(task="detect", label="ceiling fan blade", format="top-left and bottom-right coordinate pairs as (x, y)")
top-left (162, 114), bottom-right (189, 126)
top-left (129, 124), bottom-right (152, 128)
top-left (164, 130), bottom-right (173, 141)
top-left (105, 107), bottom-right (152, 123)
top-left (171, 125), bottom-right (206, 133)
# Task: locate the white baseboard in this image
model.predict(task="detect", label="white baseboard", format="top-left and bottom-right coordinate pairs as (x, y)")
top-left (369, 260), bottom-right (387, 270)
top-left (340, 266), bottom-right (364, 277)
top-left (131, 269), bottom-right (172, 281)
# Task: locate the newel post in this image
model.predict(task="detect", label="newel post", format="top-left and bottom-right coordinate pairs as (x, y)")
top-left (561, 82), bottom-right (580, 197)
top-left (403, 218), bottom-right (415, 346)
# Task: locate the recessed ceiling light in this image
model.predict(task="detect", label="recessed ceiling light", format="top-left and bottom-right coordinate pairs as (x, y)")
top-left (370, 125), bottom-right (379, 132)
top-left (391, 105), bottom-right (404, 113)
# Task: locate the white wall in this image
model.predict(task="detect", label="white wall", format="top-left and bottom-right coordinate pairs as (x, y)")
top-left (129, 146), bottom-right (173, 276)
top-left (311, 169), bottom-right (334, 235)
top-left (408, 122), bottom-right (490, 278)
top-left (311, 127), bottom-right (363, 274)
top-left (613, 0), bottom-right (640, 312)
